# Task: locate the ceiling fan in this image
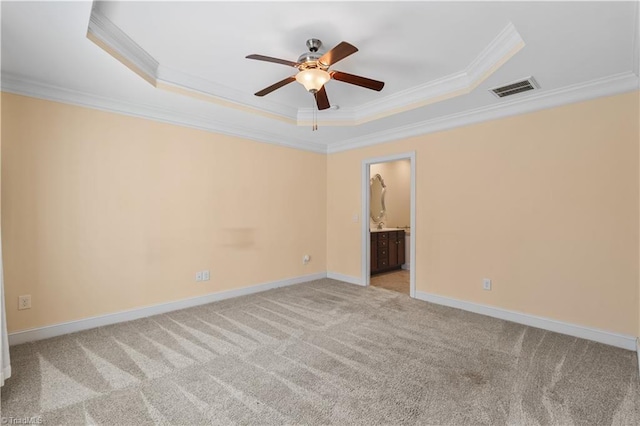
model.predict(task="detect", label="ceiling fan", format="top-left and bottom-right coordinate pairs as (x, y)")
top-left (246, 39), bottom-right (385, 111)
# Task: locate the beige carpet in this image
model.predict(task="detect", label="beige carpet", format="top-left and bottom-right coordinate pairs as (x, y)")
top-left (370, 269), bottom-right (410, 294)
top-left (1, 278), bottom-right (639, 425)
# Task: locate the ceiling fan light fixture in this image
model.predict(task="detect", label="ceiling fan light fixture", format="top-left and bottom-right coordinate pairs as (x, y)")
top-left (295, 68), bottom-right (330, 93)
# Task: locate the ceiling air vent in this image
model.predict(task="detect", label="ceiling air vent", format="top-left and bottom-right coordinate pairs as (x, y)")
top-left (490, 77), bottom-right (538, 98)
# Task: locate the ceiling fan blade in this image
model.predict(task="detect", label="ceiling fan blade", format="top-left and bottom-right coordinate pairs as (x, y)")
top-left (246, 54), bottom-right (299, 68)
top-left (254, 76), bottom-right (296, 97)
top-left (331, 71), bottom-right (385, 91)
top-left (318, 41), bottom-right (358, 66)
top-left (315, 86), bottom-right (330, 110)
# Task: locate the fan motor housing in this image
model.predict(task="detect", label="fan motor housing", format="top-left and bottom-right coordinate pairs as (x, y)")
top-left (306, 38), bottom-right (322, 52)
top-left (297, 52), bottom-right (324, 66)
top-left (297, 39), bottom-right (327, 69)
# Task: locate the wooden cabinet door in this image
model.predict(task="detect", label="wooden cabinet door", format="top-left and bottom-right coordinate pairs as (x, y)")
top-left (397, 233), bottom-right (405, 265)
top-left (388, 232), bottom-right (398, 266)
top-left (370, 234), bottom-right (378, 272)
top-left (371, 242), bottom-right (378, 272)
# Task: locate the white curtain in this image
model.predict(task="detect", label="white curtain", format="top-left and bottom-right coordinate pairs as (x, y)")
top-left (1, 230), bottom-right (10, 386)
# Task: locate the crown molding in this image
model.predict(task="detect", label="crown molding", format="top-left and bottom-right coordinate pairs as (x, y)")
top-left (465, 22), bottom-right (523, 87)
top-left (3, 71), bottom-right (636, 156)
top-left (327, 71), bottom-right (640, 154)
top-left (0, 73), bottom-right (327, 154)
top-left (87, 5), bottom-right (296, 124)
top-left (87, 4), bottom-right (158, 86)
top-left (87, 2), bottom-right (523, 127)
top-left (155, 67), bottom-right (296, 124)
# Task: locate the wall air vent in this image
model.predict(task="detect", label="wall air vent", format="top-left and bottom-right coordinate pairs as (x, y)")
top-left (489, 77), bottom-right (539, 98)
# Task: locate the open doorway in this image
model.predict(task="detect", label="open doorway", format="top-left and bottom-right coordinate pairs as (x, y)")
top-left (361, 152), bottom-right (416, 298)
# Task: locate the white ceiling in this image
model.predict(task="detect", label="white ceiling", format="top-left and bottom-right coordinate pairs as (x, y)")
top-left (2, 1), bottom-right (639, 153)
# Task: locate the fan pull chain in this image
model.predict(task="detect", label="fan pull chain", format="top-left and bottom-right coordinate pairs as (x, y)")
top-left (314, 103), bottom-right (318, 131)
top-left (312, 93), bottom-right (318, 131)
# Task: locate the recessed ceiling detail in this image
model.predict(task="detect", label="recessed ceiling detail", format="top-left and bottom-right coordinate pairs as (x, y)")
top-left (86, 5), bottom-right (297, 125)
top-left (3, 1), bottom-right (637, 154)
top-left (86, 4), bottom-right (524, 127)
top-left (299, 23), bottom-right (526, 126)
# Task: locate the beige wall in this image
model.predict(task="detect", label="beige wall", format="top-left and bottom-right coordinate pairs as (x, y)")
top-left (1, 93), bottom-right (327, 333)
top-left (370, 160), bottom-right (410, 229)
top-left (2, 90), bottom-right (640, 339)
top-left (328, 91), bottom-right (640, 337)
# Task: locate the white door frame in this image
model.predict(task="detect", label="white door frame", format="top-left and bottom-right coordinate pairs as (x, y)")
top-left (361, 151), bottom-right (416, 298)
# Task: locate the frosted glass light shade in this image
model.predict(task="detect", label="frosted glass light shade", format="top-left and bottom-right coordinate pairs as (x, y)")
top-left (295, 69), bottom-right (330, 93)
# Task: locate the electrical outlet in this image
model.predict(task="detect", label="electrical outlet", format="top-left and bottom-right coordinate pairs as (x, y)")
top-left (202, 270), bottom-right (210, 281)
top-left (352, 214), bottom-right (359, 223)
top-left (18, 295), bottom-right (31, 310)
top-left (302, 255), bottom-right (310, 265)
top-left (482, 278), bottom-right (492, 291)
top-left (196, 271), bottom-right (203, 282)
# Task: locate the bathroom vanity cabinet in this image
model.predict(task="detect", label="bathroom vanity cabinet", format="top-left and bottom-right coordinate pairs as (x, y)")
top-left (370, 229), bottom-right (405, 274)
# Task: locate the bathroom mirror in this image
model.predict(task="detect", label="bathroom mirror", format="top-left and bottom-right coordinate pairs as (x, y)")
top-left (370, 174), bottom-right (386, 223)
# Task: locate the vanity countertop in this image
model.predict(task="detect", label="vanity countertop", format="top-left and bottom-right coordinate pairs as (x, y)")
top-left (370, 228), bottom-right (404, 233)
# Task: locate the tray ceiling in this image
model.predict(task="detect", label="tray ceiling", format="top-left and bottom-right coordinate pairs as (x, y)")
top-left (2, 1), bottom-right (638, 153)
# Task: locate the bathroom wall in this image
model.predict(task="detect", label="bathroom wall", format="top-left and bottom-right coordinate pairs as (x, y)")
top-left (370, 160), bottom-right (411, 229)
top-left (1, 93), bottom-right (327, 333)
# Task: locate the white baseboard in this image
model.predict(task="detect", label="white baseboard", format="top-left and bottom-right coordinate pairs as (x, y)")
top-left (8, 272), bottom-right (327, 346)
top-left (401, 264), bottom-right (410, 271)
top-left (415, 291), bottom-right (637, 351)
top-left (1, 366), bottom-right (11, 386)
top-left (327, 271), bottom-right (364, 286)
top-left (637, 338), bottom-right (640, 376)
